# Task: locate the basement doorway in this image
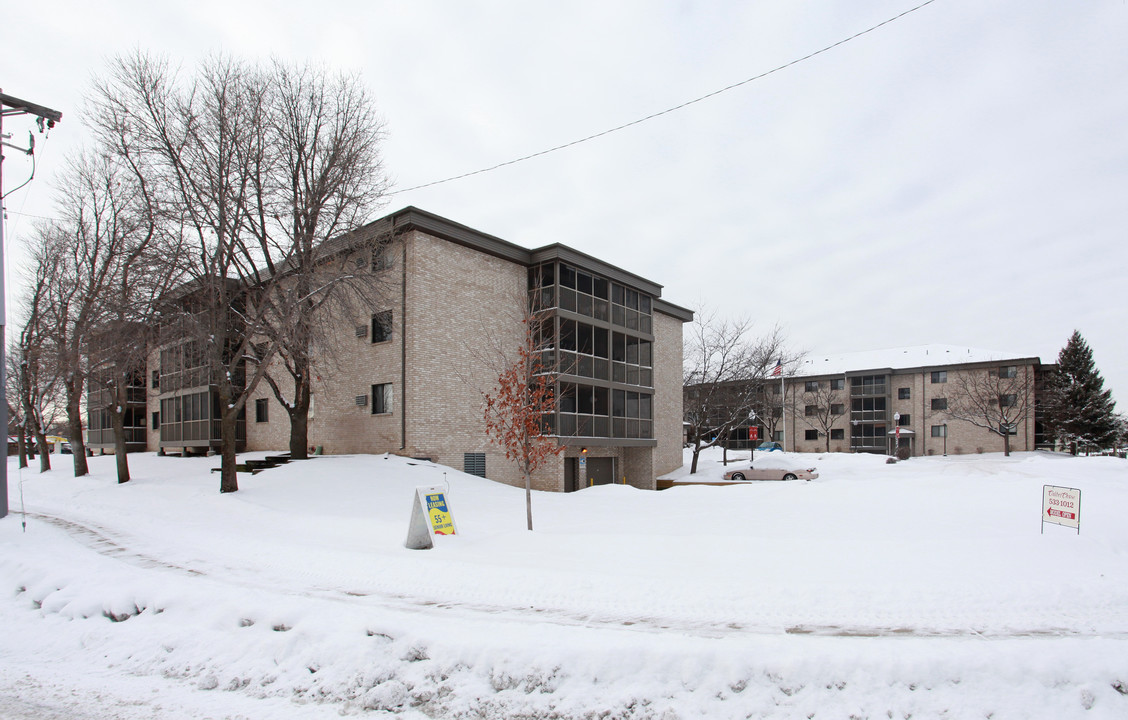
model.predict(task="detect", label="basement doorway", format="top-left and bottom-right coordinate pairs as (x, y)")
top-left (579, 457), bottom-right (614, 488)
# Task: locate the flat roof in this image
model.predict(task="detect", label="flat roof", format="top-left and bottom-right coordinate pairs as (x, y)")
top-left (388, 206), bottom-right (693, 321)
top-left (793, 344), bottom-right (1043, 378)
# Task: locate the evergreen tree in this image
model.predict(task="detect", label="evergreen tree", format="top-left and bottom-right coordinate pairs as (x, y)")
top-left (1045, 331), bottom-right (1118, 454)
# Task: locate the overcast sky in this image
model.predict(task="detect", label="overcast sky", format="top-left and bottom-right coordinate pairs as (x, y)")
top-left (3, 0), bottom-right (1126, 403)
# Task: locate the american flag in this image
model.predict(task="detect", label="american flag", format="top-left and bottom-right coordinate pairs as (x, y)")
top-left (771, 359), bottom-right (782, 377)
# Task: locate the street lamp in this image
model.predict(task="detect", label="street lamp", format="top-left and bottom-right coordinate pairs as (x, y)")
top-left (893, 412), bottom-right (901, 456)
top-left (748, 411), bottom-right (757, 463)
top-left (943, 422), bottom-right (948, 456)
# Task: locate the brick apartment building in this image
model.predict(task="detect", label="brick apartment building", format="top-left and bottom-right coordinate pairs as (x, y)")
top-left (99, 207), bottom-right (692, 491)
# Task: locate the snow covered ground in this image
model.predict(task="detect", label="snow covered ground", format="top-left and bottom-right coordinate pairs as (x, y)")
top-left (1, 448), bottom-right (1126, 719)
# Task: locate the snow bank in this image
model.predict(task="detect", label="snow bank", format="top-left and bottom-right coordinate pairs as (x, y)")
top-left (2, 449), bottom-right (1127, 718)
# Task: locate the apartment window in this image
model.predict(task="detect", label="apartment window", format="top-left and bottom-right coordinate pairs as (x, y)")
top-left (610, 281), bottom-right (652, 333)
top-left (998, 394), bottom-right (1017, 408)
top-left (152, 411), bottom-right (160, 431)
top-left (372, 383), bottom-right (393, 414)
top-left (805, 429), bottom-right (819, 441)
top-left (931, 425), bottom-right (947, 437)
top-left (851, 396), bottom-right (886, 421)
top-left (830, 378), bottom-right (845, 391)
top-left (851, 375), bottom-right (887, 396)
top-left (999, 366), bottom-right (1017, 379)
top-left (831, 403), bottom-right (845, 416)
top-left (371, 248), bottom-right (394, 272)
top-left (805, 381), bottom-right (819, 392)
top-left (830, 428), bottom-right (845, 440)
top-left (772, 431), bottom-right (783, 442)
top-left (151, 370), bottom-right (160, 390)
top-left (898, 414), bottom-right (911, 426)
top-left (255, 398), bottom-right (269, 423)
top-left (804, 405), bottom-right (818, 417)
top-left (931, 398), bottom-right (948, 411)
top-left (463, 453), bottom-right (486, 478)
top-left (1000, 422), bottom-right (1018, 435)
top-left (931, 371), bottom-right (947, 384)
top-left (898, 387), bottom-right (911, 400)
top-left (371, 311), bottom-right (393, 343)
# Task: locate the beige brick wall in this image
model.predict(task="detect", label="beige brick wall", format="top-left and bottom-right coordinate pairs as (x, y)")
top-left (652, 309), bottom-right (685, 479)
top-left (239, 226), bottom-right (688, 491)
top-left (401, 230), bottom-right (529, 488)
top-left (914, 364), bottom-right (1037, 456)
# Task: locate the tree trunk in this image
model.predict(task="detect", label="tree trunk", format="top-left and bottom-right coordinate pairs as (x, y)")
top-left (111, 406), bottom-right (130, 483)
top-left (1003, 432), bottom-right (1011, 457)
top-left (65, 379), bottom-right (90, 477)
top-left (36, 431), bottom-right (51, 473)
top-left (17, 430), bottom-right (28, 469)
top-left (287, 364), bottom-right (310, 459)
top-left (219, 409), bottom-right (240, 493)
top-left (289, 405), bottom-right (309, 459)
top-left (524, 469), bottom-right (533, 531)
top-left (690, 441), bottom-right (702, 474)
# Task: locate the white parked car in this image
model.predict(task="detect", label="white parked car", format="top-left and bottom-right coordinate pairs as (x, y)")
top-left (723, 465), bottom-right (818, 482)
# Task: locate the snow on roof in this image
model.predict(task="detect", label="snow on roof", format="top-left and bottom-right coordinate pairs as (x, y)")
top-left (792, 344), bottom-right (1037, 378)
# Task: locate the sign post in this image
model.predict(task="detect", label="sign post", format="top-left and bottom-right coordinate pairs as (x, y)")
top-left (1042, 485), bottom-right (1081, 535)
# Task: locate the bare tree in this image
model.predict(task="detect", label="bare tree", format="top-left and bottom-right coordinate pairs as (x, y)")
top-left (92, 52), bottom-right (301, 492)
top-left (683, 309), bottom-right (792, 474)
top-left (800, 381), bottom-right (847, 452)
top-left (946, 366), bottom-right (1032, 456)
top-left (255, 61), bottom-right (389, 460)
top-left (11, 245), bottom-right (62, 472)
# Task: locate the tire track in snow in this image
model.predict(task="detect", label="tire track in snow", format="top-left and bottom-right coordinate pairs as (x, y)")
top-left (28, 511), bottom-right (1125, 641)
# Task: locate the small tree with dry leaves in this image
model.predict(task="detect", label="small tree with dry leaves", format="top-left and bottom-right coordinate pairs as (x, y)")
top-left (483, 320), bottom-right (563, 532)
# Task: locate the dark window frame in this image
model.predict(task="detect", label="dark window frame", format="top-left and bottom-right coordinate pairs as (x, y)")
top-left (372, 383), bottom-right (393, 415)
top-left (371, 311), bottom-right (393, 344)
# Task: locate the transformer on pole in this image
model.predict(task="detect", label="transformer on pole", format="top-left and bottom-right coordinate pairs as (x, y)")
top-left (1, 91), bottom-right (62, 518)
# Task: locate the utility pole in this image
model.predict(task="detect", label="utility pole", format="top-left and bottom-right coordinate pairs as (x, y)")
top-left (1, 91), bottom-right (62, 518)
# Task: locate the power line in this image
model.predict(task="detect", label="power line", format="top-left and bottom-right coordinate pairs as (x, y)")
top-left (391, 0), bottom-right (939, 196)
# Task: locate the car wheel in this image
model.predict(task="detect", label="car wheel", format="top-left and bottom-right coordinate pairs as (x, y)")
top-left (783, 473), bottom-right (797, 481)
top-left (731, 472), bottom-right (745, 481)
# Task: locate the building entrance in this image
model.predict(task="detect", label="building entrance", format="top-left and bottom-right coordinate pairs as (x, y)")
top-left (576, 457), bottom-right (614, 488)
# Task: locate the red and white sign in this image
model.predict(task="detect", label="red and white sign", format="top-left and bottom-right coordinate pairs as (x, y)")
top-left (1042, 485), bottom-right (1081, 532)
top-left (749, 427), bottom-right (759, 441)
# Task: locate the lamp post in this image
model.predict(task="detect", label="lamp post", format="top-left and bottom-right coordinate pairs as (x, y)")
top-left (943, 422), bottom-right (948, 456)
top-left (893, 412), bottom-right (901, 456)
top-left (748, 411), bottom-right (757, 463)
